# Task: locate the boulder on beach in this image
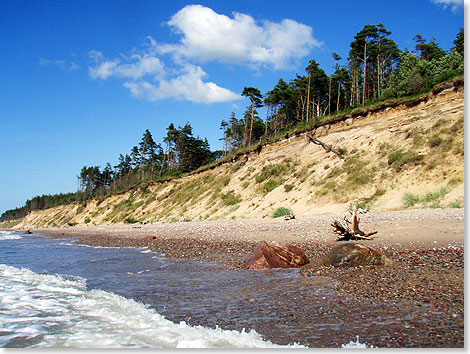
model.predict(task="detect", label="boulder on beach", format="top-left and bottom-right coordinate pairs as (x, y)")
top-left (246, 241), bottom-right (309, 269)
top-left (144, 235), bottom-right (156, 240)
top-left (323, 243), bottom-right (392, 267)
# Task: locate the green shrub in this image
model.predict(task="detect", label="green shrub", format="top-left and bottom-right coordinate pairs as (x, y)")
top-left (375, 188), bottom-right (386, 197)
top-left (139, 189), bottom-right (151, 198)
top-left (221, 175), bottom-right (231, 186)
top-left (347, 166), bottom-right (376, 185)
top-left (449, 177), bottom-right (462, 186)
top-left (124, 216), bottom-right (139, 224)
top-left (403, 192), bottom-right (420, 207)
top-left (145, 195), bottom-right (156, 205)
top-left (449, 117), bottom-right (464, 134)
top-left (324, 180), bottom-right (337, 190)
top-left (425, 160), bottom-right (438, 170)
top-left (388, 150), bottom-right (404, 166)
top-left (220, 191), bottom-right (242, 206)
top-left (203, 174), bottom-right (215, 183)
top-left (423, 186), bottom-right (450, 204)
top-left (284, 184), bottom-right (294, 192)
top-left (429, 134), bottom-right (443, 148)
top-left (272, 207), bottom-right (293, 218)
top-left (388, 149), bottom-right (424, 171)
top-left (230, 204), bottom-right (240, 212)
top-left (264, 178), bottom-right (282, 193)
top-left (403, 186), bottom-right (450, 208)
top-left (379, 88), bottom-right (397, 100)
top-left (84, 217), bottom-right (91, 224)
top-left (255, 164), bottom-right (284, 183)
top-left (356, 202), bottom-right (369, 210)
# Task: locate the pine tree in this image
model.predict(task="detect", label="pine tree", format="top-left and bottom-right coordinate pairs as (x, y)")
top-left (453, 27), bottom-right (464, 56)
top-left (414, 35), bottom-right (446, 61)
top-left (329, 53), bottom-right (342, 114)
top-left (241, 87), bottom-right (263, 146)
top-left (138, 129), bottom-right (157, 168)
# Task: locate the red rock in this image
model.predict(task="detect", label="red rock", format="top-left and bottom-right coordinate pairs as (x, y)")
top-left (246, 241), bottom-right (309, 269)
top-left (144, 235), bottom-right (156, 240)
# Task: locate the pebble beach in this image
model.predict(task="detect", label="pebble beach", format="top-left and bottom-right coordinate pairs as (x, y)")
top-left (34, 208), bottom-right (464, 347)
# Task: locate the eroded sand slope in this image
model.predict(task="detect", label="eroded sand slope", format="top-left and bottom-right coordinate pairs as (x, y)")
top-left (8, 83), bottom-right (464, 228)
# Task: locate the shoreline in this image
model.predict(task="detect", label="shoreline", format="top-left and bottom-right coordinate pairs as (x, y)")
top-left (9, 208), bottom-right (465, 347)
top-left (27, 208), bottom-right (464, 267)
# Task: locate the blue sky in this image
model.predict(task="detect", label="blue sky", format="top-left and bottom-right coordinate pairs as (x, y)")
top-left (0, 0), bottom-right (464, 213)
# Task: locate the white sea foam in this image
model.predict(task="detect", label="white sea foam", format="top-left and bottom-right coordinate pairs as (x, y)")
top-left (341, 335), bottom-right (374, 348)
top-left (0, 264), bottom-right (304, 348)
top-left (0, 230), bottom-right (22, 241)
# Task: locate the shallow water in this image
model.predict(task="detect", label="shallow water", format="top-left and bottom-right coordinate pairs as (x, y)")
top-left (0, 230), bottom-right (386, 348)
top-left (3, 229), bottom-right (452, 348)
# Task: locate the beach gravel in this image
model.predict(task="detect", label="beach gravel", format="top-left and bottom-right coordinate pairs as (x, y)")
top-left (36, 208), bottom-right (464, 347)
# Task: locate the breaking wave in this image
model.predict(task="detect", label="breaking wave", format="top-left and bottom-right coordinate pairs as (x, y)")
top-left (0, 230), bottom-right (22, 241)
top-left (0, 264), bottom-right (304, 348)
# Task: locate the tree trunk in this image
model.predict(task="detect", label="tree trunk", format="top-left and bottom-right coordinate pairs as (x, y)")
top-left (265, 103), bottom-right (269, 137)
top-left (303, 94), bottom-right (307, 122)
top-left (306, 72), bottom-right (311, 123)
top-left (229, 123), bottom-right (233, 152)
top-left (362, 42), bottom-right (367, 106)
top-left (159, 142), bottom-right (169, 176)
top-left (317, 96), bottom-right (320, 118)
top-left (139, 143), bottom-right (146, 168)
top-left (356, 67), bottom-right (360, 104)
top-left (308, 133), bottom-right (344, 158)
top-left (249, 99), bottom-right (254, 145)
top-left (312, 93), bottom-right (315, 122)
top-left (296, 95), bottom-right (301, 122)
top-left (349, 68), bottom-right (354, 106)
top-left (243, 115), bottom-right (249, 146)
top-left (337, 81), bottom-right (341, 112)
top-left (377, 53), bottom-right (381, 97)
top-left (275, 105), bottom-right (279, 135)
top-left (328, 65), bottom-right (333, 116)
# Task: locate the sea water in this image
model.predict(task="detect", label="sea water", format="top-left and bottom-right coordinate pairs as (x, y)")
top-left (0, 230), bottom-right (369, 348)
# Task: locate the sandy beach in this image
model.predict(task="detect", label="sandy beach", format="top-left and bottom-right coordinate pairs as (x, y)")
top-left (30, 208), bottom-right (464, 347)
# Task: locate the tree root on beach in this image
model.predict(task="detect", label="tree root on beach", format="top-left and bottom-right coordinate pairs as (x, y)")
top-left (332, 203), bottom-right (378, 241)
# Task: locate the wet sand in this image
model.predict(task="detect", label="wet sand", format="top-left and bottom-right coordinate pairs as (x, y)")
top-left (30, 208), bottom-right (464, 347)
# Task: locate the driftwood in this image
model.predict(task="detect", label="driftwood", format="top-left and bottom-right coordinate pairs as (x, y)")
top-left (332, 204), bottom-right (378, 241)
top-left (307, 133), bottom-right (345, 159)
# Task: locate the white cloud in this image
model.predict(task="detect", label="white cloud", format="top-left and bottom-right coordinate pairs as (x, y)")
top-left (89, 49), bottom-right (164, 80)
top-left (164, 5), bottom-right (320, 69)
top-left (87, 5), bottom-right (319, 103)
top-left (39, 58), bottom-right (80, 71)
top-left (89, 38), bottom-right (241, 104)
top-left (89, 57), bottom-right (119, 79)
top-left (431, 0), bottom-right (464, 11)
top-left (123, 64), bottom-right (240, 103)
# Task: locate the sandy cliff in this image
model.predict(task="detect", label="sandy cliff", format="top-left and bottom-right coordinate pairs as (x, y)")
top-left (8, 81), bottom-right (464, 228)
